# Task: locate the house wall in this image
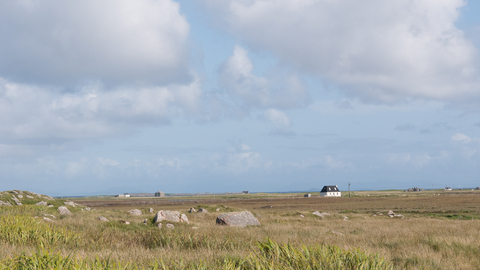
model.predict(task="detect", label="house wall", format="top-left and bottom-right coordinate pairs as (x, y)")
top-left (319, 191), bottom-right (341, 197)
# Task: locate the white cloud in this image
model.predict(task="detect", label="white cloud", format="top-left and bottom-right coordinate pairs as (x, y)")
top-left (97, 158), bottom-right (120, 166)
top-left (451, 133), bottom-right (471, 143)
top-left (218, 45), bottom-right (309, 109)
top-left (264, 109), bottom-right (291, 127)
top-left (0, 78), bottom-right (201, 141)
top-left (0, 0), bottom-right (191, 86)
top-left (204, 0), bottom-right (480, 104)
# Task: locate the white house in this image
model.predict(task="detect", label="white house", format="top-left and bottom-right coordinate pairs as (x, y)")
top-left (320, 185), bottom-right (341, 197)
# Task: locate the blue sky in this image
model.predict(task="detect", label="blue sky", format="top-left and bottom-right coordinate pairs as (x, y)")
top-left (1, 0), bottom-right (480, 196)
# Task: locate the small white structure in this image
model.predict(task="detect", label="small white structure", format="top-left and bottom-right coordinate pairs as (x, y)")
top-left (320, 185), bottom-right (341, 197)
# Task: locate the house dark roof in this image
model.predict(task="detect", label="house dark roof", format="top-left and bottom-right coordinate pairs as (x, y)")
top-left (321, 186), bottom-right (340, 192)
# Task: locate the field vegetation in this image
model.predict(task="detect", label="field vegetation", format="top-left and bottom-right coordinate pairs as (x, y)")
top-left (1, 189), bottom-right (480, 269)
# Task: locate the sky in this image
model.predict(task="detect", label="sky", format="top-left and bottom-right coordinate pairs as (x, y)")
top-left (1, 0), bottom-right (480, 196)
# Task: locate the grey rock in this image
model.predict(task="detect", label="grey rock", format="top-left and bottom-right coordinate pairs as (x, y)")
top-left (85, 207), bottom-right (91, 211)
top-left (12, 196), bottom-right (22, 206)
top-left (156, 223), bottom-right (162, 229)
top-left (343, 216), bottom-right (348, 221)
top-left (192, 226), bottom-right (199, 230)
top-left (189, 207), bottom-right (197, 213)
top-left (149, 208), bottom-right (154, 213)
top-left (387, 210), bottom-right (395, 215)
top-left (0, 200), bottom-right (12, 206)
top-left (332, 231), bottom-right (344, 236)
top-left (119, 220), bottom-right (130, 225)
top-left (166, 223), bottom-right (175, 229)
top-left (64, 201), bottom-right (76, 207)
top-left (300, 214), bottom-right (305, 218)
top-left (98, 216), bottom-right (109, 222)
top-left (26, 195), bottom-right (34, 199)
top-left (36, 201), bottom-right (48, 206)
top-left (198, 208), bottom-right (208, 213)
top-left (43, 217), bottom-right (55, 222)
top-left (43, 214), bottom-right (56, 219)
top-left (393, 214), bottom-right (405, 219)
top-left (321, 212), bottom-right (331, 216)
top-left (10, 190), bottom-right (18, 194)
top-left (312, 211), bottom-right (324, 217)
top-left (216, 211), bottom-right (260, 227)
top-left (57, 206), bottom-right (72, 215)
top-left (143, 219), bottom-right (148, 225)
top-left (128, 209), bottom-right (142, 216)
top-left (17, 194), bottom-right (23, 199)
top-left (216, 208), bottom-right (221, 212)
top-left (154, 210), bottom-right (180, 223)
top-left (48, 205), bottom-right (54, 208)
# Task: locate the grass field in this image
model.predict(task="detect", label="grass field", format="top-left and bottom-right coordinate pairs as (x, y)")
top-left (1, 189), bottom-right (480, 269)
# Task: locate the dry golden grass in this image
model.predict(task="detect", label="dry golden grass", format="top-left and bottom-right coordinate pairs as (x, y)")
top-left (1, 192), bottom-right (480, 269)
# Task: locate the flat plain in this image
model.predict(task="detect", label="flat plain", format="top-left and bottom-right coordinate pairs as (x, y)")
top-left (2, 189), bottom-right (480, 269)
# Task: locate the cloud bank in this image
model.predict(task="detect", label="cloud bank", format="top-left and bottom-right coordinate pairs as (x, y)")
top-left (203, 0), bottom-right (480, 104)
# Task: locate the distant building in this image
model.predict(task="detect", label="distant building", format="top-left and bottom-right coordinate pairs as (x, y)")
top-left (320, 185), bottom-right (341, 197)
top-left (476, 187), bottom-right (480, 190)
top-left (115, 194), bottom-right (125, 197)
top-left (155, 191), bottom-right (165, 197)
top-left (445, 187), bottom-right (452, 191)
top-left (406, 187), bottom-right (424, 192)
top-left (242, 191), bottom-right (249, 194)
top-left (123, 193), bottom-right (130, 197)
top-left (304, 193), bottom-right (311, 198)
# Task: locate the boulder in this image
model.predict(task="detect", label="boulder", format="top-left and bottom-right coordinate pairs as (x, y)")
top-left (119, 220), bottom-right (130, 225)
top-left (216, 208), bottom-right (221, 212)
top-left (43, 214), bottom-right (56, 219)
top-left (321, 212), bottom-right (331, 216)
top-left (343, 216), bottom-right (348, 221)
top-left (180, 214), bottom-right (189, 223)
top-left (36, 201), bottom-right (48, 206)
top-left (154, 210), bottom-right (180, 223)
top-left (17, 194), bottom-right (23, 199)
top-left (57, 206), bottom-right (72, 215)
top-left (189, 207), bottom-right (197, 213)
top-left (48, 205), bottom-right (54, 208)
top-left (198, 208), bottom-right (208, 213)
top-left (166, 223), bottom-right (175, 229)
top-left (98, 216), bottom-right (109, 222)
top-left (156, 223), bottom-right (162, 229)
top-left (26, 195), bottom-right (34, 199)
top-left (149, 208), bottom-right (154, 213)
top-left (143, 219), bottom-right (148, 225)
top-left (216, 211), bottom-right (260, 227)
top-left (85, 207), bottom-right (91, 211)
top-left (393, 214), bottom-right (405, 219)
top-left (387, 210), bottom-right (395, 215)
top-left (128, 209), bottom-right (142, 216)
top-left (300, 214), bottom-right (305, 218)
top-left (312, 211), bottom-right (324, 217)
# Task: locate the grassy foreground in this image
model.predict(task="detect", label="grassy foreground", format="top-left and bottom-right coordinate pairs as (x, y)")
top-left (1, 190), bottom-right (480, 269)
